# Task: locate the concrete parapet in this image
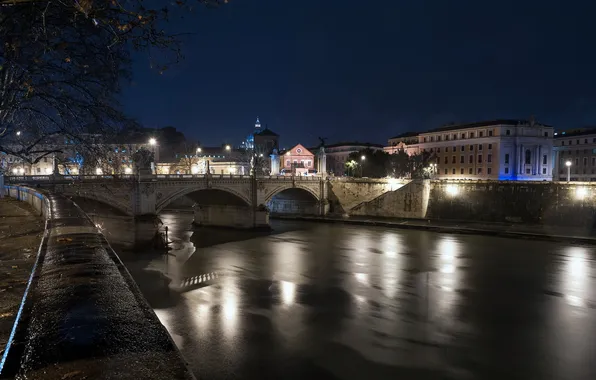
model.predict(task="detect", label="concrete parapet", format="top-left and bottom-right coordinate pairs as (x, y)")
top-left (1, 186), bottom-right (195, 379)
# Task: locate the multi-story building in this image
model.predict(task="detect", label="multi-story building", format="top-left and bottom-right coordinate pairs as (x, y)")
top-left (383, 132), bottom-right (420, 156)
top-left (552, 128), bottom-right (596, 181)
top-left (387, 119), bottom-right (554, 181)
top-left (280, 144), bottom-right (315, 175)
top-left (320, 142), bottom-right (384, 175)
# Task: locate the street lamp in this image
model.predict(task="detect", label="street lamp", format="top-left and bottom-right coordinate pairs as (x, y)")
top-left (16, 131), bottom-right (21, 136)
top-left (225, 145), bottom-right (231, 151)
top-left (149, 138), bottom-right (157, 146)
top-left (360, 155), bottom-right (366, 177)
top-left (196, 147), bottom-right (202, 154)
top-left (565, 160), bottom-right (572, 182)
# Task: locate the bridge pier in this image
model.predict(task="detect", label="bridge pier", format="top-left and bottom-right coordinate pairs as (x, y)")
top-left (193, 204), bottom-right (270, 229)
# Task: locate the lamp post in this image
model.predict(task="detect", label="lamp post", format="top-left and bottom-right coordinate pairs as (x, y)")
top-left (149, 138), bottom-right (157, 174)
top-left (360, 155), bottom-right (366, 177)
top-left (565, 160), bottom-right (572, 182)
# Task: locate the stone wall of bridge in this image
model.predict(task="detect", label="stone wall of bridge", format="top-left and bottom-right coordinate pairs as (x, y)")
top-left (327, 178), bottom-right (410, 215)
top-left (349, 180), bottom-right (430, 219)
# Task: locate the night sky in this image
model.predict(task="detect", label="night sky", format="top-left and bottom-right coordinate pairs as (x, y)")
top-left (122, 0), bottom-right (596, 148)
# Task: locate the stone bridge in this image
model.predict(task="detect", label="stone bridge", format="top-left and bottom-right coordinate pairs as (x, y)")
top-left (4, 174), bottom-right (411, 229)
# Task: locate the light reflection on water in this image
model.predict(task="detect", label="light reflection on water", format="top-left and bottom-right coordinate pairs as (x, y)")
top-left (112, 212), bottom-right (596, 380)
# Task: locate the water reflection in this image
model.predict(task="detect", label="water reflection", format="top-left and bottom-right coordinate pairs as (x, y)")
top-left (563, 247), bottom-right (589, 306)
top-left (116, 216), bottom-right (596, 380)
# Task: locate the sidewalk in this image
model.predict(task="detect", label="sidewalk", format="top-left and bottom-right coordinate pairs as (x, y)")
top-left (272, 214), bottom-right (596, 245)
top-left (0, 197), bottom-right (44, 352)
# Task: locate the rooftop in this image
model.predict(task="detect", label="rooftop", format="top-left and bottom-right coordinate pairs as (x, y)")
top-left (255, 128), bottom-right (279, 137)
top-left (425, 119), bottom-right (554, 134)
top-left (554, 128), bottom-right (596, 138)
top-left (388, 132), bottom-right (419, 140)
top-left (324, 142), bottom-right (384, 149)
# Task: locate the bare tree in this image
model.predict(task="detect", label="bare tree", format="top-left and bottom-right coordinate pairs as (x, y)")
top-left (0, 0), bottom-right (226, 171)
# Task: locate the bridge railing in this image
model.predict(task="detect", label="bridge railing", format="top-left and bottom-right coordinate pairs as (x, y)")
top-left (5, 174), bottom-right (326, 182)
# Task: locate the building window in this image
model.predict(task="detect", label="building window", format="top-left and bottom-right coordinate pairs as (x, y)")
top-left (542, 168), bottom-right (547, 175)
top-left (307, 160), bottom-right (312, 167)
top-left (469, 155), bottom-right (473, 164)
top-left (569, 140), bottom-right (572, 145)
top-left (575, 158), bottom-right (579, 166)
top-left (505, 167), bottom-right (509, 174)
top-left (461, 133), bottom-right (466, 139)
top-left (437, 148), bottom-right (441, 153)
top-left (592, 157), bottom-right (595, 166)
top-left (460, 168), bottom-right (464, 174)
top-left (43, 157), bottom-right (47, 163)
top-left (488, 144), bottom-right (492, 149)
top-left (453, 134), bottom-right (457, 140)
top-left (469, 145), bottom-right (473, 151)
top-left (452, 168), bottom-right (456, 174)
top-left (545, 132), bottom-right (549, 137)
top-left (469, 168), bottom-right (473, 174)
top-left (585, 139), bottom-right (588, 143)
top-left (477, 168), bottom-right (483, 174)
top-left (584, 157), bottom-right (588, 166)
top-left (506, 130), bottom-right (511, 136)
top-left (437, 136), bottom-right (441, 141)
top-left (444, 168), bottom-right (448, 175)
top-left (525, 149), bottom-right (531, 164)
top-left (423, 137), bottom-right (427, 142)
top-left (452, 146), bottom-right (457, 152)
top-left (286, 160), bottom-right (290, 166)
top-left (562, 141), bottom-right (565, 146)
top-left (488, 130), bottom-right (493, 137)
top-left (479, 131), bottom-right (484, 137)
top-left (526, 168), bottom-right (531, 174)
top-left (445, 135), bottom-right (450, 141)
top-left (577, 140), bottom-right (580, 144)
top-left (452, 156), bottom-right (456, 164)
top-left (487, 168), bottom-right (492, 175)
top-left (478, 155), bottom-right (483, 163)
top-left (430, 148), bottom-right (434, 153)
top-left (593, 138), bottom-right (596, 143)
top-left (478, 144), bottom-right (483, 151)
top-left (460, 156), bottom-right (464, 164)
top-left (444, 156), bottom-right (448, 164)
top-left (543, 155), bottom-right (547, 165)
top-left (470, 132), bottom-right (475, 138)
top-left (36, 168), bottom-right (41, 173)
top-left (505, 154), bottom-right (510, 164)
top-left (487, 154), bottom-right (492, 163)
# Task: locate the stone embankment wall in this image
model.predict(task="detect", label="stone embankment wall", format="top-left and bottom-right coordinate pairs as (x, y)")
top-left (327, 179), bottom-right (409, 215)
top-left (1, 185), bottom-right (195, 380)
top-left (427, 181), bottom-right (596, 226)
top-left (350, 180), bottom-right (430, 219)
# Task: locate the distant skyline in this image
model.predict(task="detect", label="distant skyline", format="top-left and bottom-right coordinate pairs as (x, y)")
top-left (121, 0), bottom-right (596, 147)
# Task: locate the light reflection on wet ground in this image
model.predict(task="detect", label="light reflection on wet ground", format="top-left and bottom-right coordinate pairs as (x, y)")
top-left (118, 212), bottom-right (596, 380)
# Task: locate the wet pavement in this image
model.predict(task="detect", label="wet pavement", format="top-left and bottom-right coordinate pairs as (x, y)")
top-left (118, 212), bottom-right (596, 380)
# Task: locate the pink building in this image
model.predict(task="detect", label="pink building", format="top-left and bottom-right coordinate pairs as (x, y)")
top-left (281, 144), bottom-right (315, 175)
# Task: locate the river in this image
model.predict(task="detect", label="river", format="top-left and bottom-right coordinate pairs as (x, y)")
top-left (113, 211), bottom-right (596, 380)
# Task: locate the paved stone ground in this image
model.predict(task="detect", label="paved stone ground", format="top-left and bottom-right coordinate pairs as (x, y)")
top-left (0, 198), bottom-right (44, 353)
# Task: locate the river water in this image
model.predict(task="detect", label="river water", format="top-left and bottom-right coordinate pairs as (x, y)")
top-left (114, 212), bottom-right (596, 380)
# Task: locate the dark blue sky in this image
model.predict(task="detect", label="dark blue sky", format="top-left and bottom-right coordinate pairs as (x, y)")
top-left (122, 0), bottom-right (596, 148)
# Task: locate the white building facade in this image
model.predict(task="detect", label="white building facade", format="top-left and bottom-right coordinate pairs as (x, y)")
top-left (553, 129), bottom-right (596, 181)
top-left (390, 120), bottom-right (554, 181)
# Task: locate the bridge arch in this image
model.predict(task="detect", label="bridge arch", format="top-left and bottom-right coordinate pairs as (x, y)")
top-left (265, 185), bottom-right (321, 215)
top-left (156, 186), bottom-right (251, 213)
top-left (263, 184), bottom-right (320, 205)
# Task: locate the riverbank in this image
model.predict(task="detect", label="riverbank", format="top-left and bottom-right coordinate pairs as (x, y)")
top-left (0, 197), bottom-right (44, 352)
top-left (272, 214), bottom-right (596, 245)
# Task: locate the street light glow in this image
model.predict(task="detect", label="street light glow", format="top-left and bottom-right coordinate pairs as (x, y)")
top-left (149, 138), bottom-right (157, 146)
top-left (565, 161), bottom-right (572, 167)
top-left (575, 187), bottom-right (588, 200)
top-left (361, 155), bottom-right (366, 161)
top-left (446, 184), bottom-right (459, 196)
top-left (225, 145), bottom-right (231, 151)
top-left (16, 131), bottom-right (21, 136)
top-left (196, 147), bottom-right (202, 153)
top-left (124, 167), bottom-right (132, 174)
